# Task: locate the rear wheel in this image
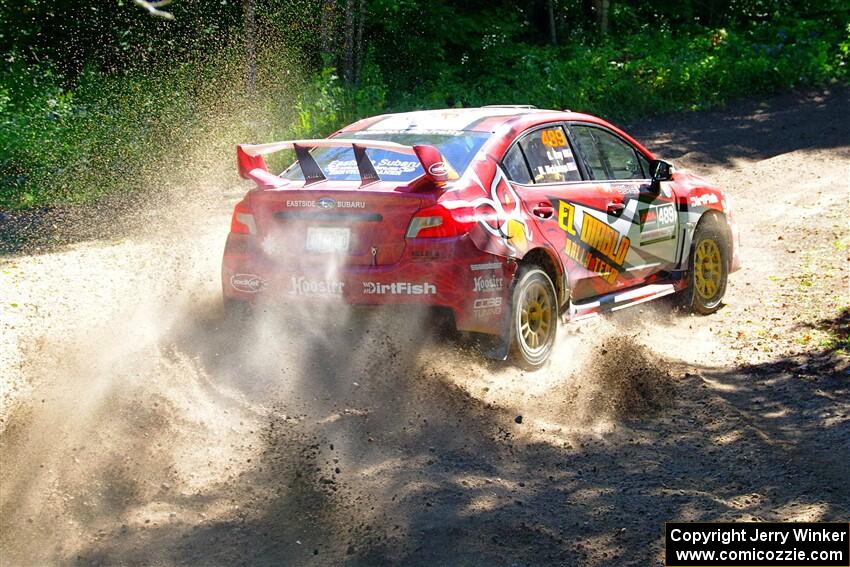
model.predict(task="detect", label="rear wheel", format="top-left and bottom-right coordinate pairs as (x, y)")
top-left (509, 266), bottom-right (558, 369)
top-left (684, 220), bottom-right (728, 314)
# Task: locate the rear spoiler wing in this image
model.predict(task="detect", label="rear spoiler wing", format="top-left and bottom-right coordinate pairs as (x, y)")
top-left (236, 138), bottom-right (452, 189)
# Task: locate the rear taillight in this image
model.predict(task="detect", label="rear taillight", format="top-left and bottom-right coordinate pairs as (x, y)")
top-left (230, 201), bottom-right (257, 235)
top-left (406, 204), bottom-right (475, 238)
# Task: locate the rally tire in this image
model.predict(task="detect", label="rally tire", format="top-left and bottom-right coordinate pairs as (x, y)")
top-left (685, 219), bottom-right (729, 315)
top-left (509, 266), bottom-right (558, 370)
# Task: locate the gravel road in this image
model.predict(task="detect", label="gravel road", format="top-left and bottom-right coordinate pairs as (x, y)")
top-left (1, 86), bottom-right (848, 566)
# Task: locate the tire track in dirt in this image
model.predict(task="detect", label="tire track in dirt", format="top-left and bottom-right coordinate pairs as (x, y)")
top-left (1, 86), bottom-right (848, 566)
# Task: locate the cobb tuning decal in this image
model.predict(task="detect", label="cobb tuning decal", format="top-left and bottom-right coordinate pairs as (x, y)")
top-left (468, 166), bottom-right (533, 253)
top-left (473, 296), bottom-right (502, 317)
top-left (558, 200), bottom-right (632, 284)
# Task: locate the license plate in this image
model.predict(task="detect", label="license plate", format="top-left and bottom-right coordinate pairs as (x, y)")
top-left (305, 227), bottom-right (350, 253)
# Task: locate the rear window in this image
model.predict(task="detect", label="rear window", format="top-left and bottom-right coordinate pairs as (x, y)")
top-left (281, 131), bottom-right (490, 182)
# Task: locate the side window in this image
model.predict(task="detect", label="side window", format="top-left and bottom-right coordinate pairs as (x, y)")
top-left (516, 125), bottom-right (580, 184)
top-left (592, 129), bottom-right (647, 180)
top-left (636, 151), bottom-right (650, 179)
top-left (569, 125), bottom-right (648, 180)
top-left (502, 143), bottom-right (532, 184)
top-left (568, 126), bottom-right (606, 180)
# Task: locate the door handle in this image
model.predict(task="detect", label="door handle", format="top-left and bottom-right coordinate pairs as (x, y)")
top-left (532, 203), bottom-right (555, 219)
top-left (607, 202), bottom-right (625, 215)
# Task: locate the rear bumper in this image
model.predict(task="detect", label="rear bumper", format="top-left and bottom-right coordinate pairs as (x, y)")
top-left (222, 233), bottom-right (511, 335)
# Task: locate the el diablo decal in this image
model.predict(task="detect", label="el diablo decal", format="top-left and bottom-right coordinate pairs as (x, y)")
top-left (558, 201), bottom-right (631, 284)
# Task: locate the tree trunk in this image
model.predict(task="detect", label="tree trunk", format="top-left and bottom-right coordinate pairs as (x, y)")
top-left (546, 0), bottom-right (557, 46)
top-left (342, 0), bottom-right (355, 84)
top-left (354, 0), bottom-right (365, 84)
top-left (243, 0), bottom-right (257, 93)
top-left (320, 0), bottom-right (335, 63)
top-left (594, 0), bottom-right (610, 35)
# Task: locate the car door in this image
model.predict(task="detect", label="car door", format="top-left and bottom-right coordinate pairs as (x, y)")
top-left (567, 123), bottom-right (679, 285)
top-left (501, 124), bottom-right (626, 301)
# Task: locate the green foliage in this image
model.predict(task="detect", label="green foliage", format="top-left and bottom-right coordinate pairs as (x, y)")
top-left (0, 0), bottom-right (848, 210)
top-left (384, 16), bottom-right (849, 120)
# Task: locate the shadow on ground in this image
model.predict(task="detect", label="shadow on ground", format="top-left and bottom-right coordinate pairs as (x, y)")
top-left (627, 84), bottom-right (849, 166)
top-left (70, 308), bottom-right (849, 567)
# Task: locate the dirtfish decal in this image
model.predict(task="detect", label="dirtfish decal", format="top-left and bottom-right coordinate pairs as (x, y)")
top-left (362, 282), bottom-right (436, 295)
top-left (690, 193), bottom-right (719, 207)
top-left (558, 200), bottom-right (631, 284)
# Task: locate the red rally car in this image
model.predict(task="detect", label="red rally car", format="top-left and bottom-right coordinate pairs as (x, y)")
top-left (223, 106), bottom-right (741, 368)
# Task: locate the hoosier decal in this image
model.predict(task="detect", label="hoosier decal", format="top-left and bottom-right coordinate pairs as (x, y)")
top-left (288, 277), bottom-right (345, 296)
top-left (472, 275), bottom-right (504, 292)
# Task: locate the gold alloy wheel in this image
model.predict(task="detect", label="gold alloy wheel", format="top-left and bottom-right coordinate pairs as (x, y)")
top-left (694, 239), bottom-right (723, 299)
top-left (519, 281), bottom-right (553, 351)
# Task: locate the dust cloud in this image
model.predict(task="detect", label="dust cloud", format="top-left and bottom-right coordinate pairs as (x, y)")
top-left (0, 75), bottom-right (681, 566)
top-left (0, 188), bottom-right (678, 563)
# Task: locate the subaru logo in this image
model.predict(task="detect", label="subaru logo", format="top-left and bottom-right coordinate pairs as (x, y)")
top-left (317, 197), bottom-right (337, 209)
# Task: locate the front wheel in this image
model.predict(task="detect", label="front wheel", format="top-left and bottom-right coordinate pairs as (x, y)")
top-left (509, 266), bottom-right (558, 369)
top-left (684, 220), bottom-right (729, 314)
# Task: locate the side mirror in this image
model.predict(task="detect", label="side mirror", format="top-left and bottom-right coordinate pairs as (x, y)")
top-left (649, 159), bottom-right (673, 192)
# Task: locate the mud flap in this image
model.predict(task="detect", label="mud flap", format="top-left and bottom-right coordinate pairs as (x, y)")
top-left (481, 334), bottom-right (510, 361)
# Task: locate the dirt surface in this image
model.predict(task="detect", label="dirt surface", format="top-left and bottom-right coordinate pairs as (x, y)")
top-left (1, 86), bottom-right (848, 566)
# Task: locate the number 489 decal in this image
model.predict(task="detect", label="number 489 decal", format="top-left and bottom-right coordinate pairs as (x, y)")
top-left (656, 203), bottom-right (676, 225)
top-left (540, 129), bottom-right (567, 147)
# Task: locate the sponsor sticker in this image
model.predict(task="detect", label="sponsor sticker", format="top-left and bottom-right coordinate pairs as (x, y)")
top-left (375, 158), bottom-right (420, 176)
top-left (470, 262), bottom-right (502, 271)
top-left (286, 199), bottom-right (365, 209)
top-left (362, 282), bottom-right (436, 295)
top-left (472, 275), bottom-right (504, 293)
top-left (540, 128), bottom-right (568, 147)
top-left (324, 157), bottom-right (419, 177)
top-left (690, 193), bottom-right (719, 207)
top-left (558, 200), bottom-right (631, 284)
top-left (288, 276), bottom-right (345, 297)
top-left (656, 203), bottom-right (676, 225)
top-left (427, 162), bottom-right (448, 176)
top-left (364, 128), bottom-right (465, 137)
top-left (231, 274), bottom-right (266, 293)
top-left (473, 296), bottom-right (502, 317)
